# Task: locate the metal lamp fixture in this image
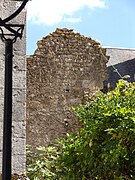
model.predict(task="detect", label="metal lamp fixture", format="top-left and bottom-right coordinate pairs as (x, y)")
top-left (0, 0), bottom-right (29, 179)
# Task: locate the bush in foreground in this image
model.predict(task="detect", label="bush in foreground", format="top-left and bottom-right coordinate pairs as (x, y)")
top-left (27, 80), bottom-right (135, 180)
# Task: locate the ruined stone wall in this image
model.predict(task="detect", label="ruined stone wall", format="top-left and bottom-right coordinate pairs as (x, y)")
top-left (0, 0), bottom-right (26, 174)
top-left (27, 28), bottom-right (109, 147)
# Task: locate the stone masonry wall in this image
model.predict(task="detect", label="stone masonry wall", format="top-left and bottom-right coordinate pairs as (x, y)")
top-left (0, 0), bottom-right (26, 174)
top-left (27, 28), bottom-right (109, 147)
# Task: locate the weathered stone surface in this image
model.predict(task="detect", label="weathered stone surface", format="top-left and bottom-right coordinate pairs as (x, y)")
top-left (0, 0), bottom-right (26, 174)
top-left (27, 28), bottom-right (109, 147)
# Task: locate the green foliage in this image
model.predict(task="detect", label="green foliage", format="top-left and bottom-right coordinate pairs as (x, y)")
top-left (26, 145), bottom-right (60, 180)
top-left (27, 80), bottom-right (135, 180)
top-left (57, 80), bottom-right (135, 179)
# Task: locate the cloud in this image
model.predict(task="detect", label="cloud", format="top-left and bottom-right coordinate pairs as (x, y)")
top-left (63, 17), bottom-right (82, 23)
top-left (27, 0), bottom-right (106, 25)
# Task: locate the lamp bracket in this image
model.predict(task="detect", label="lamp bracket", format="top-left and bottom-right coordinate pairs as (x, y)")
top-left (0, 0), bottom-right (29, 43)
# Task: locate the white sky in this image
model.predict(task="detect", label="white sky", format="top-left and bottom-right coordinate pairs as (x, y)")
top-left (27, 0), bottom-right (106, 25)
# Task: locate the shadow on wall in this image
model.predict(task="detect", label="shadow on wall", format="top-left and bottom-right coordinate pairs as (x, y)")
top-left (104, 58), bottom-right (135, 90)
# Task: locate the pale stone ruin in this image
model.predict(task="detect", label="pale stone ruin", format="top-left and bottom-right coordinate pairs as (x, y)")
top-left (26, 29), bottom-right (135, 148)
top-left (0, 0), bottom-right (26, 176)
top-left (26, 28), bottom-right (109, 147)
